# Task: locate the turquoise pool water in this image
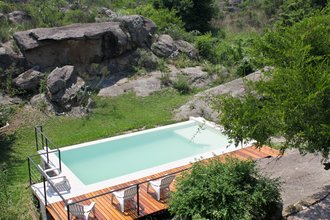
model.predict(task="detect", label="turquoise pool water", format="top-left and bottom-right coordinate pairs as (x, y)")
top-left (60, 121), bottom-right (231, 185)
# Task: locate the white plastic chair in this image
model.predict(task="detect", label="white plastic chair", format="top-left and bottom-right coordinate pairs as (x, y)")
top-left (65, 199), bottom-right (96, 220)
top-left (111, 186), bottom-right (137, 212)
top-left (147, 175), bottom-right (175, 201)
top-left (48, 176), bottom-right (71, 195)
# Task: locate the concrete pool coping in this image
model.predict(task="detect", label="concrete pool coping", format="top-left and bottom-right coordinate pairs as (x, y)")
top-left (32, 117), bottom-right (253, 204)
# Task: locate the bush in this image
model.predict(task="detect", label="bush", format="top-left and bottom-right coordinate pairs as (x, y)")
top-left (169, 158), bottom-right (282, 220)
top-left (0, 105), bottom-right (14, 127)
top-left (194, 33), bottom-right (218, 63)
top-left (172, 74), bottom-right (191, 94)
top-left (122, 3), bottom-right (184, 33)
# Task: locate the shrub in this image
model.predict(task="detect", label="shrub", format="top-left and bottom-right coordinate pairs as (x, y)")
top-left (169, 158), bottom-right (282, 220)
top-left (172, 74), bottom-right (191, 94)
top-left (122, 3), bottom-right (184, 33)
top-left (0, 105), bottom-right (14, 127)
top-left (194, 33), bottom-right (218, 63)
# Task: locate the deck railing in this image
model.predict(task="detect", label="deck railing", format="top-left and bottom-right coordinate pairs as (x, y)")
top-left (29, 126), bottom-right (191, 220)
top-left (66, 167), bottom-right (191, 220)
top-left (28, 151), bottom-right (68, 209)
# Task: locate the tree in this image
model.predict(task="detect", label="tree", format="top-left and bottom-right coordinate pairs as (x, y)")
top-left (169, 158), bottom-right (282, 220)
top-left (154, 0), bottom-right (217, 33)
top-left (217, 9), bottom-right (330, 157)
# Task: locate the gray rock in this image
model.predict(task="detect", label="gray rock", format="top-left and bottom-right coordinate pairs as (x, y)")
top-left (13, 69), bottom-right (43, 91)
top-left (151, 34), bottom-right (176, 58)
top-left (0, 40), bottom-right (27, 70)
top-left (119, 15), bottom-right (156, 49)
top-left (179, 66), bottom-right (215, 88)
top-left (13, 16), bottom-right (156, 68)
top-left (30, 93), bottom-right (53, 111)
top-left (174, 68), bottom-right (271, 121)
top-left (98, 71), bottom-right (162, 97)
top-left (175, 40), bottom-right (198, 59)
top-left (47, 65), bottom-right (85, 112)
top-left (47, 66), bottom-right (76, 96)
top-left (8, 10), bottom-right (31, 23)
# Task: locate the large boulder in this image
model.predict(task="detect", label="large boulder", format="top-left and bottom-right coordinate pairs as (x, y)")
top-left (13, 69), bottom-right (43, 91)
top-left (119, 15), bottom-right (157, 49)
top-left (174, 67), bottom-right (272, 121)
top-left (151, 34), bottom-right (176, 58)
top-left (0, 41), bottom-right (27, 70)
top-left (13, 16), bottom-right (156, 68)
top-left (151, 34), bottom-right (197, 59)
top-left (8, 11), bottom-right (31, 23)
top-left (47, 65), bottom-right (85, 112)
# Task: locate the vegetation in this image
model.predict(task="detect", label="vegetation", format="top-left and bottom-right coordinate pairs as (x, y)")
top-left (169, 158), bottom-right (282, 219)
top-left (0, 90), bottom-right (191, 219)
top-left (218, 8), bottom-right (330, 156)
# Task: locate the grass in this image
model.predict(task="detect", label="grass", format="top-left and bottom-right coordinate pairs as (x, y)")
top-left (0, 89), bottom-right (192, 220)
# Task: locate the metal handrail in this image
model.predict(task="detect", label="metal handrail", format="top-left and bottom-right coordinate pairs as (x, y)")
top-left (28, 156), bottom-right (69, 207)
top-left (66, 166), bottom-right (191, 219)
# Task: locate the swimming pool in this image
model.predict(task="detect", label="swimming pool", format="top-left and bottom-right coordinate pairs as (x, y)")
top-left (60, 118), bottom-right (232, 185)
top-left (44, 117), bottom-right (249, 199)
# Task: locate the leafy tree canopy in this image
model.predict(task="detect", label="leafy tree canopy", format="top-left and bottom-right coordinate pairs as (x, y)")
top-left (217, 9), bottom-right (330, 157)
top-left (154, 0), bottom-right (217, 33)
top-left (169, 158), bottom-right (282, 220)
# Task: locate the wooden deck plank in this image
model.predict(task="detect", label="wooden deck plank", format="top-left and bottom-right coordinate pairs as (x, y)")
top-left (46, 146), bottom-right (280, 220)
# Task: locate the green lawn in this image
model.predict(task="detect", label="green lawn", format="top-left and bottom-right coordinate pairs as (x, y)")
top-left (0, 90), bottom-right (192, 220)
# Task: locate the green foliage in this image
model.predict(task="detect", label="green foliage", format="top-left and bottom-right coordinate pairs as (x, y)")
top-left (277, 0), bottom-right (327, 26)
top-left (122, 3), bottom-right (184, 34)
top-left (63, 9), bottom-right (96, 24)
top-left (0, 105), bottom-right (14, 127)
top-left (194, 33), bottom-right (218, 63)
top-left (218, 11), bottom-right (330, 157)
top-left (172, 74), bottom-right (191, 94)
top-left (169, 158), bottom-right (282, 220)
top-left (156, 0), bottom-right (217, 33)
top-left (27, 0), bottom-right (66, 27)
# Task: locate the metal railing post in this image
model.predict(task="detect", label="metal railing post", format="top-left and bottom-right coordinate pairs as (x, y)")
top-left (45, 138), bottom-right (49, 163)
top-left (67, 204), bottom-right (70, 220)
top-left (136, 184), bottom-right (140, 216)
top-left (42, 176), bottom-right (47, 206)
top-left (58, 150), bottom-right (62, 172)
top-left (34, 127), bottom-right (39, 151)
top-left (28, 158), bottom-right (32, 185)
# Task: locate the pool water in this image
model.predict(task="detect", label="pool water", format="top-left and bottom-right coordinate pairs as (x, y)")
top-left (60, 121), bottom-right (231, 185)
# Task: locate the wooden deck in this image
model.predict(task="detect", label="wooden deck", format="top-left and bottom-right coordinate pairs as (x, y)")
top-left (46, 146), bottom-right (280, 220)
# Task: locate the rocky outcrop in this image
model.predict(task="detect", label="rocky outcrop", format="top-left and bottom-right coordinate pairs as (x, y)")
top-left (174, 67), bottom-right (272, 121)
top-left (151, 35), bottom-right (176, 58)
top-left (98, 66), bottom-right (217, 97)
top-left (13, 15), bottom-right (156, 68)
top-left (0, 41), bottom-right (27, 69)
top-left (8, 11), bottom-right (31, 23)
top-left (46, 65), bottom-right (85, 112)
top-left (151, 34), bottom-right (197, 59)
top-left (13, 69), bottom-right (43, 91)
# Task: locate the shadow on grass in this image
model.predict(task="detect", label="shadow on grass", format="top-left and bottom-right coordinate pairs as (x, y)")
top-left (0, 133), bottom-right (16, 165)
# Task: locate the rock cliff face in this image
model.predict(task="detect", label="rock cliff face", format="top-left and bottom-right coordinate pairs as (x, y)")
top-left (13, 15), bottom-right (156, 68)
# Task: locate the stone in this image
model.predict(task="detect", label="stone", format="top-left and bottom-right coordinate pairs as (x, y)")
top-left (179, 66), bottom-right (215, 88)
top-left (8, 10), bottom-right (31, 23)
top-left (119, 15), bottom-right (157, 49)
top-left (0, 40), bottom-right (27, 70)
top-left (13, 16), bottom-right (156, 68)
top-left (175, 40), bottom-right (198, 59)
top-left (30, 93), bottom-right (53, 112)
top-left (46, 65), bottom-right (85, 112)
top-left (13, 69), bottom-right (43, 91)
top-left (174, 68), bottom-right (271, 121)
top-left (151, 34), bottom-right (176, 58)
